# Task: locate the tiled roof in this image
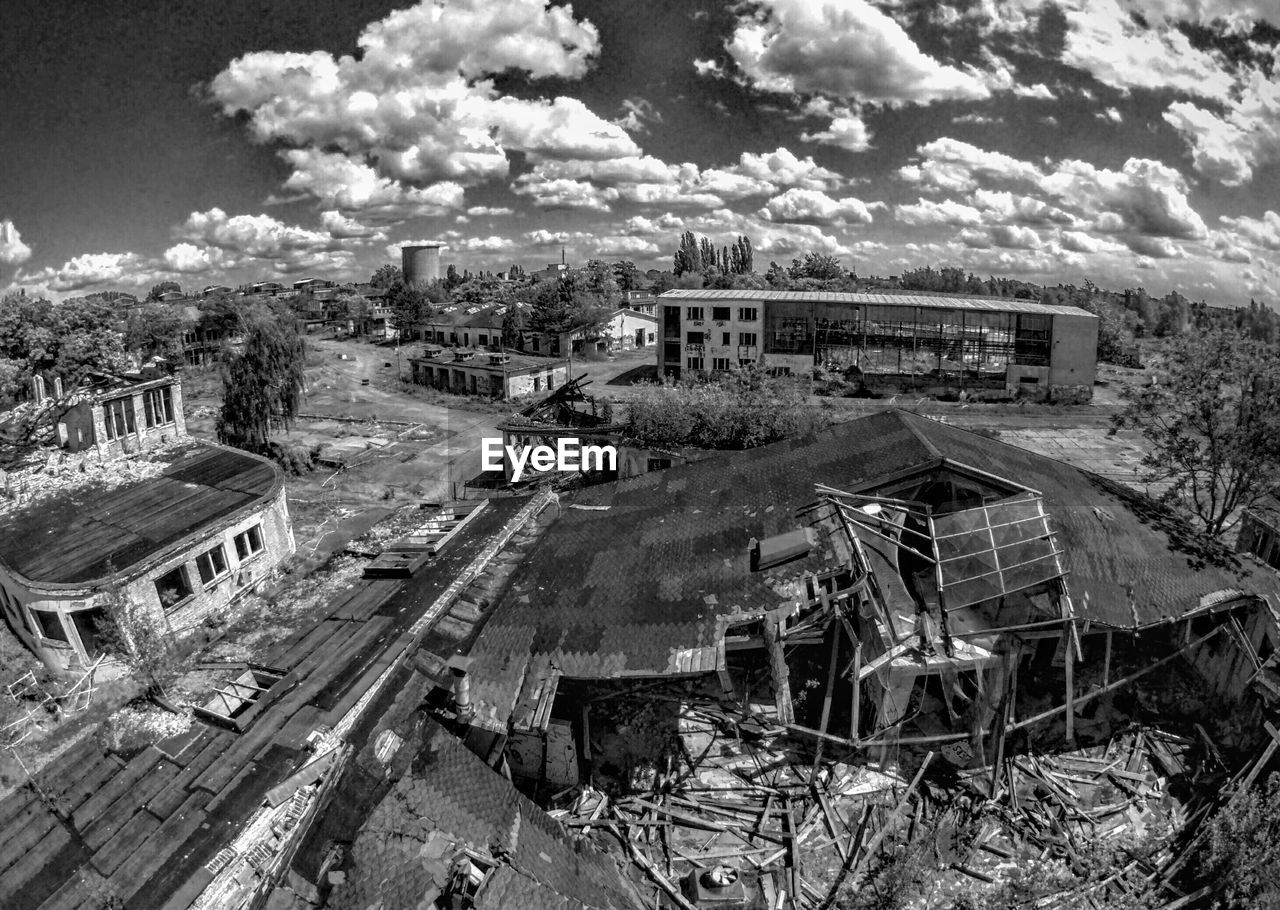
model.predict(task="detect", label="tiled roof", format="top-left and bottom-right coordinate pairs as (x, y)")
top-left (331, 721), bottom-right (642, 910)
top-left (465, 411), bottom-right (1280, 730)
top-left (658, 288), bottom-right (1093, 317)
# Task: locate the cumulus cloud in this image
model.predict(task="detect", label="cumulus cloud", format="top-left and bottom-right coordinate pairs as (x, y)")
top-left (0, 219), bottom-right (32, 266)
top-left (1219, 211), bottom-right (1280, 250)
top-left (799, 101), bottom-right (872, 153)
top-left (208, 0), bottom-right (636, 213)
top-left (320, 210), bottom-right (384, 240)
top-left (1040, 158), bottom-right (1207, 239)
top-left (1059, 0), bottom-right (1235, 99)
top-left (714, 0), bottom-right (990, 104)
top-left (895, 198), bottom-right (985, 227)
top-left (760, 188), bottom-right (880, 225)
top-left (466, 206), bottom-right (515, 217)
top-left (163, 243), bottom-right (230, 273)
top-left (898, 138), bottom-right (1043, 193)
top-left (511, 176), bottom-right (620, 211)
top-left (19, 252), bottom-right (145, 292)
top-left (1162, 73), bottom-right (1280, 185)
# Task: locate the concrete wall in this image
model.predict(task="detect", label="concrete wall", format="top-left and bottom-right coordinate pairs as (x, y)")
top-left (411, 360), bottom-right (569, 398)
top-left (1048, 311), bottom-right (1098, 392)
top-left (607, 311), bottom-right (658, 350)
top-left (0, 486), bottom-right (294, 674)
top-left (656, 299), bottom-right (764, 374)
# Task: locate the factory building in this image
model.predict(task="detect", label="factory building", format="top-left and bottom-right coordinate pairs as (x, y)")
top-left (656, 289), bottom-right (1099, 402)
top-left (401, 243), bottom-right (443, 287)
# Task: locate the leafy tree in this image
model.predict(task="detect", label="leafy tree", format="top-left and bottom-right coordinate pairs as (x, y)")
top-left (789, 252), bottom-right (845, 281)
top-left (146, 281), bottom-right (181, 301)
top-left (444, 264), bottom-right (461, 290)
top-left (368, 264), bottom-right (402, 289)
top-left (501, 306), bottom-right (525, 349)
top-left (1113, 329), bottom-right (1280, 537)
top-left (612, 260), bottom-right (642, 292)
top-left (93, 565), bottom-right (181, 698)
top-left (524, 273), bottom-right (611, 334)
top-left (624, 368), bottom-right (831, 450)
top-left (673, 231), bottom-right (702, 277)
top-left (216, 314), bottom-right (307, 453)
top-left (122, 303), bottom-right (189, 362)
top-left (0, 293), bottom-right (129, 402)
top-left (729, 235), bottom-right (754, 274)
top-left (1198, 772), bottom-right (1280, 908)
top-left (387, 280), bottom-right (441, 335)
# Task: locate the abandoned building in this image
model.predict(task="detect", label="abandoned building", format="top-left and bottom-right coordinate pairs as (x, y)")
top-left (1238, 492), bottom-right (1280, 572)
top-left (0, 371), bottom-right (295, 673)
top-left (407, 347), bottom-right (570, 399)
top-left (657, 289), bottom-right (1100, 402)
top-left (457, 408), bottom-right (1278, 788)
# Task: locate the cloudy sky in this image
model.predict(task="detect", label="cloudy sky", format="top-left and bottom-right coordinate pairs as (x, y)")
top-left (2, 0), bottom-right (1279, 305)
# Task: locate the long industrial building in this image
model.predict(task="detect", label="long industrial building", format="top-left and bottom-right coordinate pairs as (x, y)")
top-left (657, 289), bottom-right (1099, 402)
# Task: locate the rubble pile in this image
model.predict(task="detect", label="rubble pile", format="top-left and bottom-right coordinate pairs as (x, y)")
top-left (0, 441), bottom-right (184, 517)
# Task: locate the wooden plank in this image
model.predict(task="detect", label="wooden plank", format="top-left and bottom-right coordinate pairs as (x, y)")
top-left (145, 732), bottom-right (232, 820)
top-left (0, 822), bottom-right (71, 895)
top-left (109, 792), bottom-right (212, 904)
top-left (34, 869), bottom-right (98, 910)
top-left (72, 746), bottom-right (164, 830)
top-left (81, 760), bottom-right (181, 851)
top-left (89, 809), bottom-right (162, 876)
top-left (0, 803), bottom-right (59, 876)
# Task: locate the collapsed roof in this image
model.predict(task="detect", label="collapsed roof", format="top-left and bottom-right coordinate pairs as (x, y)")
top-left (463, 410), bottom-right (1280, 733)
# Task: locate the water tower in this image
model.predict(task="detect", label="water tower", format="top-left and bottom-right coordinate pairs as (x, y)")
top-left (402, 243), bottom-right (443, 287)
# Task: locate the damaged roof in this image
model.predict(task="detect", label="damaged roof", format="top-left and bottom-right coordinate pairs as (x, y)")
top-left (330, 720), bottom-right (644, 910)
top-left (0, 442), bottom-right (282, 586)
top-left (465, 410), bottom-right (1280, 732)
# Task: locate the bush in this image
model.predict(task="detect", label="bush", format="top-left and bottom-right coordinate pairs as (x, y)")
top-left (1199, 772), bottom-right (1280, 908)
top-left (623, 368), bottom-right (832, 450)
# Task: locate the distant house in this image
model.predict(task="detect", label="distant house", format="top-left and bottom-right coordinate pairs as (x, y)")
top-left (200, 285), bottom-right (233, 298)
top-left (599, 307), bottom-right (658, 351)
top-left (408, 348), bottom-right (569, 399)
top-left (0, 371), bottom-right (294, 673)
top-left (411, 304), bottom-right (511, 348)
top-left (156, 290), bottom-right (184, 302)
top-left (250, 281), bottom-right (286, 296)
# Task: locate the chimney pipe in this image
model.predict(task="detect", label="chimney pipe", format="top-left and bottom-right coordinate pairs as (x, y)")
top-left (52, 376), bottom-right (64, 399)
top-left (445, 655), bottom-right (475, 719)
top-left (31, 374), bottom-right (46, 404)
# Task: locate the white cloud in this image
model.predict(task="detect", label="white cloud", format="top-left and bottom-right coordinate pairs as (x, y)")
top-left (898, 137), bottom-right (1043, 193)
top-left (19, 252), bottom-right (145, 292)
top-left (1163, 72), bottom-right (1280, 185)
top-left (1219, 210), bottom-right (1280, 250)
top-left (1040, 157), bottom-right (1207, 240)
top-left (989, 224), bottom-right (1043, 249)
top-left (466, 206), bottom-right (515, 217)
top-left (208, 0), bottom-right (638, 214)
top-left (895, 198), bottom-right (985, 226)
top-left (510, 176), bottom-right (620, 211)
top-left (800, 105), bottom-right (872, 153)
top-left (969, 189), bottom-right (1076, 226)
top-left (162, 243), bottom-right (230, 273)
top-left (716, 0), bottom-right (990, 104)
top-left (1059, 0), bottom-right (1235, 99)
top-left (1101, 106), bottom-right (1122, 123)
top-left (0, 220), bottom-right (32, 266)
top-left (320, 210), bottom-right (384, 240)
top-left (1058, 230), bottom-right (1127, 254)
top-left (760, 188), bottom-right (879, 225)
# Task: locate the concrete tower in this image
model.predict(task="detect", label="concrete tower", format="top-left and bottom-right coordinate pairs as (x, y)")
top-left (402, 243), bottom-right (443, 287)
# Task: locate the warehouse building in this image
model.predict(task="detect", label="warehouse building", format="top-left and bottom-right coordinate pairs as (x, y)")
top-left (657, 289), bottom-right (1099, 402)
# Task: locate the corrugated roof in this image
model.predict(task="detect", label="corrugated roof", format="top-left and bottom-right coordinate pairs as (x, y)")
top-left (659, 288), bottom-right (1094, 317)
top-left (0, 442), bottom-right (282, 586)
top-left (331, 721), bottom-right (643, 910)
top-left (465, 411), bottom-right (1280, 729)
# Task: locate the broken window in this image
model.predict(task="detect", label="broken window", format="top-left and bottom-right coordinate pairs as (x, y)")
top-left (31, 608), bottom-right (69, 642)
top-left (233, 524), bottom-right (264, 561)
top-left (155, 565), bottom-right (193, 609)
top-left (738, 307), bottom-right (758, 321)
top-left (101, 397), bottom-right (135, 440)
top-left (712, 306), bottom-right (731, 321)
top-left (686, 306), bottom-right (704, 321)
top-left (196, 544), bottom-right (229, 586)
top-left (143, 387), bottom-right (174, 427)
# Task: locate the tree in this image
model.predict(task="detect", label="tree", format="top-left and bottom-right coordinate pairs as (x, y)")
top-left (444, 264), bottom-right (461, 290)
top-left (789, 252), bottom-right (844, 281)
top-left (387, 280), bottom-right (440, 336)
top-left (1198, 772), bottom-right (1280, 908)
top-left (612, 260), bottom-right (642, 291)
top-left (368, 264), bottom-right (402, 289)
top-left (216, 315), bottom-right (307, 453)
top-left (146, 281), bottom-right (181, 301)
top-left (93, 565), bottom-right (181, 697)
top-left (1113, 329), bottom-right (1280, 537)
top-left (673, 231), bottom-right (702, 277)
top-left (123, 303), bottom-right (189, 362)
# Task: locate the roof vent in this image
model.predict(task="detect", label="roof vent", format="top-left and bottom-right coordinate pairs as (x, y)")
top-left (489, 353), bottom-right (511, 365)
top-left (749, 528), bottom-right (816, 572)
top-left (454, 351), bottom-right (476, 362)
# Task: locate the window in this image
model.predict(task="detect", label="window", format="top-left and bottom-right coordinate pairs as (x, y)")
top-left (143, 387), bottom-right (174, 428)
top-left (533, 376), bottom-right (541, 392)
top-left (686, 331), bottom-right (704, 345)
top-left (196, 544), bottom-right (229, 586)
top-left (739, 359), bottom-right (755, 367)
top-left (155, 566), bottom-right (193, 609)
top-left (687, 356), bottom-right (704, 370)
top-left (478, 334), bottom-right (488, 347)
top-left (721, 332), bottom-right (731, 346)
top-left (738, 307), bottom-right (758, 321)
top-left (233, 524), bottom-right (264, 562)
top-left (686, 306), bottom-right (704, 321)
top-left (712, 306), bottom-right (731, 321)
top-left (712, 357), bottom-right (730, 371)
top-left (102, 398), bottom-right (136, 440)
top-left (31, 609), bottom-right (68, 642)
top-left (648, 331), bottom-right (655, 343)
top-left (739, 332), bottom-right (758, 347)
